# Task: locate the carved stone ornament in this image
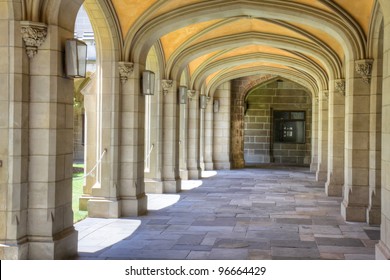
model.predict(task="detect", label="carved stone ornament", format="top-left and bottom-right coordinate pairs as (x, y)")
top-left (162, 79), bottom-right (173, 95)
top-left (187, 89), bottom-right (196, 100)
top-left (355, 59), bottom-right (373, 84)
top-left (20, 21), bottom-right (47, 58)
top-left (335, 79), bottom-right (346, 96)
top-left (118, 62), bottom-right (134, 84)
top-left (322, 90), bottom-right (329, 100)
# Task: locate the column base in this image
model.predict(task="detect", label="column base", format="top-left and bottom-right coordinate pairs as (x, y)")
top-left (121, 193), bottom-right (148, 217)
top-left (163, 179), bottom-right (181, 193)
top-left (0, 238), bottom-right (29, 259)
top-left (28, 227), bottom-right (78, 259)
top-left (180, 169), bottom-right (188, 180)
top-left (145, 179), bottom-right (163, 194)
top-left (341, 200), bottom-right (367, 222)
top-left (310, 162), bottom-right (318, 172)
top-left (316, 170), bottom-right (327, 182)
top-left (367, 206), bottom-right (381, 225)
top-left (325, 181), bottom-right (343, 197)
top-left (376, 241), bottom-right (390, 259)
top-left (88, 199), bottom-right (120, 218)
top-left (188, 168), bottom-right (202, 179)
top-left (214, 161), bottom-right (232, 170)
top-left (79, 195), bottom-right (93, 211)
top-left (204, 161), bottom-right (214, 170)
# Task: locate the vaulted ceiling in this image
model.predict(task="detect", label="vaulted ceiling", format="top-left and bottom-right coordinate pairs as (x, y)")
top-left (106, 0), bottom-right (377, 95)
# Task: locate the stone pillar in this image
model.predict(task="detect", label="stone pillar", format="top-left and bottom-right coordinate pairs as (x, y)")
top-left (376, 16), bottom-right (390, 259)
top-left (367, 54), bottom-right (382, 225)
top-left (144, 74), bottom-right (163, 193)
top-left (161, 80), bottom-right (181, 193)
top-left (179, 97), bottom-right (189, 179)
top-left (214, 82), bottom-right (232, 169)
top-left (316, 90), bottom-right (328, 182)
top-left (199, 97), bottom-right (206, 171)
top-left (0, 17), bottom-right (30, 260)
top-left (310, 97), bottom-right (319, 172)
top-left (204, 96), bottom-right (214, 170)
top-left (341, 59), bottom-right (372, 222)
top-left (187, 90), bottom-right (201, 179)
top-left (26, 23), bottom-right (77, 259)
top-left (79, 74), bottom-right (97, 210)
top-left (325, 80), bottom-right (345, 196)
top-left (231, 85), bottom-right (245, 169)
top-left (88, 62), bottom-right (147, 217)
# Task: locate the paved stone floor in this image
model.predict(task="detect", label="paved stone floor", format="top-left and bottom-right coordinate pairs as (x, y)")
top-left (75, 167), bottom-right (380, 260)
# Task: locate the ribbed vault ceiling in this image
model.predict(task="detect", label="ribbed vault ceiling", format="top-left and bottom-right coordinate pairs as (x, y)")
top-left (110, 0), bottom-right (376, 95)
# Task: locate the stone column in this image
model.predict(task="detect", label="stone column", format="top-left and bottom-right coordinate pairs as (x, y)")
top-left (179, 96), bottom-right (189, 179)
top-left (161, 80), bottom-right (181, 193)
top-left (0, 17), bottom-right (30, 260)
top-left (88, 62), bottom-right (147, 217)
top-left (376, 17), bottom-right (390, 260)
top-left (199, 97), bottom-right (206, 171)
top-left (310, 97), bottom-right (319, 172)
top-left (204, 96), bottom-right (214, 170)
top-left (325, 80), bottom-right (345, 196)
top-left (316, 90), bottom-right (328, 182)
top-left (26, 23), bottom-right (77, 259)
top-left (187, 90), bottom-right (202, 179)
top-left (367, 55), bottom-right (383, 225)
top-left (341, 59), bottom-right (372, 222)
top-left (231, 85), bottom-right (245, 168)
top-left (144, 74), bottom-right (163, 193)
top-left (214, 82), bottom-right (232, 169)
top-left (79, 74), bottom-right (97, 210)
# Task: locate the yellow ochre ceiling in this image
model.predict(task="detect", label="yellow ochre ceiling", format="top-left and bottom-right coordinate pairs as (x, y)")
top-left (110, 0), bottom-right (376, 92)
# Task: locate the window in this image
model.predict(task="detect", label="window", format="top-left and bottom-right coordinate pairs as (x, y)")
top-left (273, 111), bottom-right (305, 143)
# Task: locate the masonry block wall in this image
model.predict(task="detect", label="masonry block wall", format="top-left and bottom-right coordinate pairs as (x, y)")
top-left (243, 79), bottom-right (312, 165)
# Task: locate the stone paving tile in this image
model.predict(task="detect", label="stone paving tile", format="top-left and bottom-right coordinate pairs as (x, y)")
top-left (74, 167), bottom-right (379, 260)
top-left (271, 247), bottom-right (320, 259)
top-left (315, 237), bottom-right (364, 247)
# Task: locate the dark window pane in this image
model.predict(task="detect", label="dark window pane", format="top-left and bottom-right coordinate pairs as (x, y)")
top-left (273, 111), bottom-right (306, 143)
top-left (291, 112), bottom-right (305, 120)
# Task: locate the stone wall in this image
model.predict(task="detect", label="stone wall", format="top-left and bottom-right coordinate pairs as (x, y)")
top-left (243, 79), bottom-right (312, 165)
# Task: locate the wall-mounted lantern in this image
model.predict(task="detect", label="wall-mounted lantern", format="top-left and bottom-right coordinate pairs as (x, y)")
top-left (142, 70), bottom-right (155, 95)
top-left (178, 86), bottom-right (188, 104)
top-left (200, 95), bottom-right (208, 109)
top-left (213, 99), bottom-right (219, 113)
top-left (65, 39), bottom-right (87, 78)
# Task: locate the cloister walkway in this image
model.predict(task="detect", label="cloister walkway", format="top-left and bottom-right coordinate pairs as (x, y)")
top-left (74, 166), bottom-right (379, 260)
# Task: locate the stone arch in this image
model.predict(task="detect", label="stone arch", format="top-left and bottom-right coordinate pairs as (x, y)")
top-left (192, 54), bottom-right (327, 91)
top-left (127, 0), bottom-right (366, 64)
top-left (208, 67), bottom-right (317, 99)
top-left (170, 33), bottom-right (342, 82)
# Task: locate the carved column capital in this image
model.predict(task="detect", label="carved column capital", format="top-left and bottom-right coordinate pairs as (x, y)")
top-left (187, 89), bottom-right (196, 100)
top-left (20, 21), bottom-right (47, 58)
top-left (322, 90), bottom-right (329, 101)
top-left (118, 62), bottom-right (134, 84)
top-left (162, 79), bottom-right (173, 95)
top-left (355, 59), bottom-right (373, 84)
top-left (335, 79), bottom-right (346, 96)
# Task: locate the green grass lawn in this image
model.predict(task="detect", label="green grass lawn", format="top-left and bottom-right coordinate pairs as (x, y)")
top-left (72, 163), bottom-right (88, 223)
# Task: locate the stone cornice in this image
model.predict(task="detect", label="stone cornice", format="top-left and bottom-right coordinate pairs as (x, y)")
top-left (355, 59), bottom-right (373, 84)
top-left (334, 79), bottom-right (345, 96)
top-left (20, 21), bottom-right (47, 58)
top-left (118, 62), bottom-right (134, 84)
top-left (161, 79), bottom-right (173, 95)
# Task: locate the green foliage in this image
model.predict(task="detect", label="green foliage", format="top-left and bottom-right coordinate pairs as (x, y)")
top-left (72, 164), bottom-right (88, 223)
